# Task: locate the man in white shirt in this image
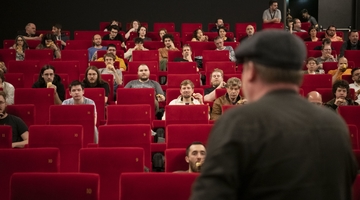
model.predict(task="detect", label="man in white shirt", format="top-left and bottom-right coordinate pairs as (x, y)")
top-left (349, 67), bottom-right (360, 104)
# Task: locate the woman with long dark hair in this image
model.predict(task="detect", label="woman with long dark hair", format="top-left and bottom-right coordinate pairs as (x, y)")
top-left (10, 35), bottom-right (29, 61)
top-left (36, 33), bottom-right (61, 59)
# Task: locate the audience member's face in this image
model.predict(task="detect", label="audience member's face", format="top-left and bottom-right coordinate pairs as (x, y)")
top-left (219, 29), bottom-right (226, 38)
top-left (159, 30), bottom-right (166, 39)
top-left (135, 42), bottom-right (144, 49)
top-left (246, 25), bottom-right (254, 36)
top-left (0, 95), bottom-right (6, 116)
top-left (216, 19), bottom-right (224, 27)
top-left (182, 46), bottom-right (192, 58)
top-left (211, 72), bottom-right (223, 87)
top-left (93, 35), bottom-right (102, 46)
top-left (139, 27), bottom-right (146, 37)
top-left (26, 24), bottom-right (36, 34)
top-left (70, 85), bottom-right (84, 100)
top-left (42, 69), bottom-right (55, 84)
top-left (294, 19), bottom-right (302, 29)
top-left (335, 87), bottom-right (347, 99)
top-left (327, 27), bottom-right (336, 37)
top-left (309, 28), bottom-right (317, 37)
top-left (138, 65), bottom-right (150, 81)
top-left (270, 2), bottom-right (278, 11)
top-left (132, 21), bottom-right (139, 30)
top-left (87, 69), bottom-right (98, 84)
top-left (104, 56), bottom-right (115, 66)
top-left (214, 39), bottom-right (224, 49)
top-left (16, 37), bottom-right (24, 46)
top-left (180, 84), bottom-right (194, 99)
top-left (52, 26), bottom-right (60, 36)
top-left (196, 30), bottom-right (203, 39)
top-left (110, 28), bottom-right (118, 39)
top-left (321, 45), bottom-right (332, 56)
top-left (107, 47), bottom-right (117, 56)
top-left (352, 69), bottom-right (360, 84)
top-left (45, 39), bottom-right (54, 47)
top-left (226, 85), bottom-right (240, 100)
top-left (164, 38), bottom-right (172, 48)
top-left (338, 57), bottom-right (348, 72)
top-left (349, 32), bottom-right (359, 44)
top-left (186, 144), bottom-right (206, 173)
top-left (306, 60), bottom-right (317, 72)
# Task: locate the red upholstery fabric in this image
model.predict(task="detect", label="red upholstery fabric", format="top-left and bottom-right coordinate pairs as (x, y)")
top-left (339, 106), bottom-right (360, 135)
top-left (120, 172), bottom-right (198, 200)
top-left (132, 50), bottom-right (159, 61)
top-left (166, 124), bottom-right (212, 148)
top-left (48, 61), bottom-right (80, 83)
top-left (348, 124), bottom-right (359, 150)
top-left (66, 40), bottom-right (93, 50)
top-left (79, 147), bottom-right (144, 200)
top-left (181, 23), bottom-right (202, 34)
top-left (154, 23), bottom-right (175, 32)
top-left (215, 88), bottom-right (227, 98)
top-left (15, 88), bottom-right (54, 124)
top-left (0, 125), bottom-right (12, 148)
top-left (7, 60), bottom-right (40, 88)
top-left (165, 105), bottom-right (209, 125)
top-left (205, 61), bottom-right (237, 73)
top-left (345, 50), bottom-right (360, 67)
top-left (83, 88), bottom-right (105, 126)
top-left (28, 125), bottom-right (83, 172)
top-left (6, 104), bottom-right (35, 127)
top-left (98, 125), bottom-right (152, 169)
top-left (315, 88), bottom-right (333, 102)
top-left (24, 49), bottom-right (53, 61)
top-left (300, 74), bottom-right (332, 95)
top-left (10, 172), bottom-right (99, 200)
top-left (106, 104), bottom-right (152, 125)
top-left (61, 50), bottom-right (88, 71)
top-left (202, 50), bottom-right (230, 63)
top-left (222, 105), bottom-right (237, 114)
top-left (4, 73), bottom-right (24, 88)
top-left (167, 62), bottom-right (198, 74)
top-left (49, 105), bottom-right (95, 147)
top-left (0, 148), bottom-right (60, 200)
top-left (165, 148), bottom-right (188, 172)
top-left (262, 22), bottom-right (284, 29)
top-left (73, 31), bottom-right (108, 40)
top-left (0, 49), bottom-right (16, 66)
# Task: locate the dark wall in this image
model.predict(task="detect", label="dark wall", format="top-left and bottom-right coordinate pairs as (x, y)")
top-left (0, 0), bottom-right (283, 47)
top-left (318, 0), bottom-right (353, 29)
top-left (288, 0), bottom-right (318, 23)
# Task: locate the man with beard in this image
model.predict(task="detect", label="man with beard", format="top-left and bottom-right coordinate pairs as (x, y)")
top-left (340, 30), bottom-right (360, 57)
top-left (263, 0), bottom-right (281, 23)
top-left (88, 34), bottom-right (107, 61)
top-left (125, 64), bottom-right (165, 113)
top-left (83, 66), bottom-right (110, 103)
top-left (349, 67), bottom-right (360, 104)
top-left (301, 9), bottom-right (319, 30)
top-left (328, 57), bottom-right (352, 83)
top-left (324, 80), bottom-right (358, 110)
top-left (210, 19), bottom-right (225, 32)
top-left (211, 77), bottom-right (247, 120)
top-left (240, 25), bottom-right (255, 42)
top-left (204, 68), bottom-right (226, 102)
top-left (175, 142), bottom-right (207, 173)
top-left (0, 91), bottom-right (28, 148)
top-left (325, 25), bottom-right (343, 42)
top-left (52, 23), bottom-right (69, 49)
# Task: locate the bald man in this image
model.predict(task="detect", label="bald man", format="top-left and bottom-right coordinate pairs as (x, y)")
top-left (19, 23), bottom-right (41, 40)
top-left (240, 25), bottom-right (255, 42)
top-left (307, 91), bottom-right (323, 106)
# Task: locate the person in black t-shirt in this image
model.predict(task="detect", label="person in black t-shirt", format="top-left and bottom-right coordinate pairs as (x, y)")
top-left (83, 66), bottom-right (110, 103)
top-left (102, 25), bottom-right (125, 48)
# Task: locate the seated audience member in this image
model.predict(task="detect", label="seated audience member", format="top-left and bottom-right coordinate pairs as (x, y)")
top-left (52, 23), bottom-right (69, 49)
top-left (304, 26), bottom-right (320, 42)
top-left (83, 66), bottom-right (110, 103)
top-left (328, 57), bottom-right (352, 84)
top-left (36, 33), bottom-right (61, 59)
top-left (125, 20), bottom-right (140, 40)
top-left (340, 29), bottom-right (360, 57)
top-left (240, 25), bottom-right (255, 42)
top-left (263, 0), bottom-right (281, 23)
top-left (62, 80), bottom-right (98, 143)
top-left (191, 29), bottom-right (208, 42)
top-left (158, 34), bottom-right (180, 71)
top-left (124, 37), bottom-right (149, 62)
top-left (349, 67), bottom-right (360, 104)
top-left (214, 36), bottom-right (236, 62)
top-left (93, 44), bottom-right (127, 71)
top-left (162, 79), bottom-right (204, 120)
top-left (174, 44), bottom-right (193, 62)
top-left (98, 53), bottom-right (122, 98)
top-left (10, 35), bottom-right (28, 61)
top-left (218, 27), bottom-right (232, 42)
top-left (313, 38), bottom-right (333, 50)
top-left (288, 18), bottom-right (306, 33)
top-left (210, 18), bottom-right (225, 32)
top-left (159, 28), bottom-right (167, 42)
top-left (18, 23), bottom-right (41, 40)
top-left (303, 57), bottom-right (320, 74)
top-left (0, 71), bottom-right (14, 105)
top-left (32, 65), bottom-right (65, 104)
top-left (175, 142), bottom-right (207, 173)
top-left (102, 25), bottom-right (125, 48)
top-left (0, 91), bottom-right (29, 148)
top-left (137, 26), bottom-right (152, 41)
top-left (316, 44), bottom-right (336, 69)
top-left (0, 62), bottom-right (6, 73)
top-left (307, 91), bottom-right (323, 106)
top-left (211, 77), bottom-right (246, 120)
top-left (325, 25), bottom-right (343, 42)
top-left (324, 80), bottom-right (358, 110)
top-left (124, 64), bottom-right (165, 113)
top-left (204, 68), bottom-right (226, 102)
top-left (104, 20), bottom-right (120, 32)
top-left (88, 34), bottom-right (107, 61)
top-left (301, 9), bottom-right (319, 29)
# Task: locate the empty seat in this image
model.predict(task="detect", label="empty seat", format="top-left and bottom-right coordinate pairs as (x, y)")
top-left (65, 40), bottom-right (93, 50)
top-left (338, 106), bottom-right (360, 133)
top-left (222, 105), bottom-right (237, 114)
top-left (4, 73), bottom-right (24, 88)
top-left (205, 61), bottom-right (237, 73)
top-left (61, 50), bottom-right (88, 71)
top-left (106, 104), bottom-right (152, 125)
top-left (83, 88), bottom-right (106, 126)
top-left (153, 22), bottom-right (175, 32)
top-left (73, 31), bottom-right (108, 40)
top-left (48, 61), bottom-right (80, 83)
top-left (181, 23), bottom-right (202, 34)
top-left (24, 49), bottom-right (54, 61)
top-left (7, 60), bottom-right (40, 88)
top-left (79, 147), bottom-right (144, 200)
top-left (28, 125), bottom-right (83, 172)
top-left (6, 104), bottom-right (35, 127)
top-left (167, 62), bottom-right (198, 74)
top-left (10, 172), bottom-right (99, 200)
top-left (165, 148), bottom-right (188, 172)
top-left (0, 49), bottom-right (16, 65)
top-left (165, 105), bottom-right (209, 125)
top-left (348, 124), bottom-right (359, 150)
top-left (262, 22), bottom-right (284, 29)
top-left (166, 124), bottom-right (212, 148)
top-left (132, 50), bottom-right (159, 61)
top-left (301, 74), bottom-right (332, 95)
top-left (345, 50), bottom-right (360, 67)
top-left (0, 126), bottom-right (12, 148)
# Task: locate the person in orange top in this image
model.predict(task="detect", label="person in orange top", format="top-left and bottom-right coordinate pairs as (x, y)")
top-left (325, 25), bottom-right (343, 42)
top-left (95, 44), bottom-right (127, 71)
top-left (328, 57), bottom-right (352, 84)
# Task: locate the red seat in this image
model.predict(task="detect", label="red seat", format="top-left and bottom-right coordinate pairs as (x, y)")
top-left (165, 88), bottom-right (204, 105)
top-left (301, 74), bottom-right (332, 95)
top-left (348, 124), bottom-right (359, 150)
top-left (6, 104), bottom-right (35, 127)
top-left (15, 88), bottom-right (54, 124)
top-left (122, 74), bottom-right (158, 86)
top-left (293, 32), bottom-right (309, 40)
top-left (338, 106), bottom-right (360, 134)
top-left (65, 40), bottom-right (93, 50)
top-left (208, 22), bottom-right (230, 32)
top-left (205, 61), bottom-right (237, 73)
top-left (0, 49), bottom-right (16, 66)
top-left (166, 124), bottom-right (212, 149)
top-left (205, 32), bottom-right (234, 41)
top-left (127, 61), bottom-right (159, 74)
top-left (0, 148), bottom-right (59, 200)
top-left (7, 60), bottom-right (39, 88)
top-left (154, 22), bottom-right (175, 32)
top-left (203, 49), bottom-right (232, 62)
top-left (332, 42), bottom-right (343, 53)
top-left (167, 50), bottom-right (183, 62)
top-left (132, 50), bottom-right (159, 61)
top-left (166, 74), bottom-right (201, 88)
top-left (73, 31), bottom-right (108, 40)
top-left (181, 23), bottom-right (202, 35)
top-left (165, 105), bottom-right (209, 125)
top-left (23, 40), bottom-right (42, 49)
top-left (0, 126), bottom-right (12, 148)
top-left (345, 50), bottom-right (360, 67)
top-left (28, 125), bottom-right (83, 172)
top-left (49, 105), bottom-right (95, 147)
top-left (342, 75), bottom-right (353, 85)
top-left (47, 61), bottom-right (80, 84)
top-left (182, 32), bottom-right (195, 43)
top-left (167, 62), bottom-right (198, 74)
top-left (83, 88), bottom-right (106, 126)
top-left (235, 22), bottom-right (257, 34)
top-left (37, 30), bottom-right (70, 37)
top-left (4, 73), bottom-right (24, 88)
top-left (164, 148), bottom-right (187, 172)
top-left (301, 22), bottom-right (311, 31)
top-left (98, 125), bottom-right (152, 169)
top-left (24, 49), bottom-right (54, 61)
top-left (236, 32), bottom-right (248, 42)
top-left (185, 42), bottom-right (216, 57)
top-left (222, 105), bottom-right (237, 114)
top-left (3, 40), bottom-right (16, 49)
top-left (61, 50), bottom-right (88, 71)
top-left (305, 41), bottom-right (322, 51)
top-left (79, 147), bottom-right (144, 200)
top-left (10, 172), bottom-right (99, 200)
top-left (315, 88), bottom-right (334, 103)
top-left (262, 22), bottom-right (284, 29)
top-left (106, 104), bottom-right (152, 125)
top-left (120, 173), bottom-right (198, 200)
top-left (99, 74), bottom-right (114, 101)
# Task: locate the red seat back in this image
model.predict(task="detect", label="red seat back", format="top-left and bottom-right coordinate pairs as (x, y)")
top-left (165, 105), bottom-right (209, 125)
top-left (166, 124), bottom-right (212, 149)
top-left (106, 104), bottom-right (152, 125)
top-left (0, 126), bottom-right (12, 148)
top-left (153, 23), bottom-right (175, 32)
top-left (6, 104), bottom-right (35, 127)
top-left (165, 148), bottom-right (188, 172)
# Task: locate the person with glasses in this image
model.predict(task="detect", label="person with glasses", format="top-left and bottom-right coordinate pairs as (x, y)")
top-left (102, 25), bottom-right (126, 48)
top-left (10, 35), bottom-right (29, 61)
top-left (307, 91), bottom-right (323, 106)
top-left (303, 57), bottom-right (320, 74)
top-left (32, 65), bottom-right (65, 105)
top-left (315, 44), bottom-right (337, 72)
top-left (349, 67), bottom-right (360, 104)
top-left (0, 91), bottom-right (29, 148)
top-left (204, 68), bottom-right (226, 102)
top-left (325, 25), bottom-right (343, 42)
top-left (328, 57), bottom-right (352, 83)
top-left (93, 44), bottom-right (127, 71)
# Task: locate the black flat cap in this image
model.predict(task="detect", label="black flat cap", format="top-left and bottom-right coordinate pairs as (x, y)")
top-left (235, 29), bottom-right (306, 70)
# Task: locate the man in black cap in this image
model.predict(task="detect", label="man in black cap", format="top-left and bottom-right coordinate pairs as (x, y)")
top-left (190, 29), bottom-right (357, 200)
